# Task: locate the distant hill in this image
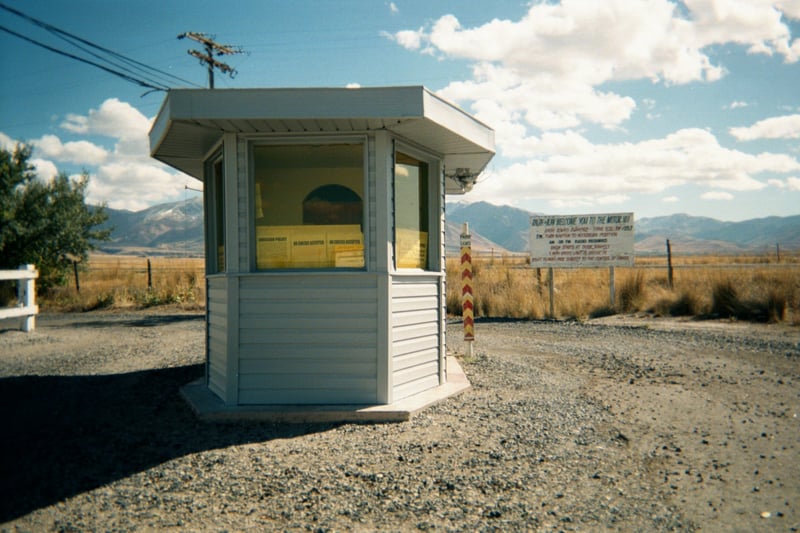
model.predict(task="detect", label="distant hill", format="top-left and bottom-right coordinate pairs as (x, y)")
top-left (444, 220), bottom-right (511, 255)
top-left (100, 197), bottom-right (204, 256)
top-left (98, 197), bottom-right (799, 257)
top-left (445, 202), bottom-right (799, 255)
top-left (446, 201), bottom-right (534, 252)
top-left (635, 213), bottom-right (800, 254)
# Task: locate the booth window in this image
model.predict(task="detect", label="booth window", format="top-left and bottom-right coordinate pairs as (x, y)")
top-left (395, 152), bottom-right (430, 269)
top-left (253, 143), bottom-right (364, 269)
top-left (207, 155), bottom-right (225, 273)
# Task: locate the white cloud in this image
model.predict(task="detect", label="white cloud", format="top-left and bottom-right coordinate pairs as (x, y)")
top-left (30, 158), bottom-right (59, 180)
top-left (389, 2), bottom-right (399, 14)
top-left (345, 82), bottom-right (361, 89)
top-left (385, 1), bottom-right (800, 214)
top-left (48, 98), bottom-right (190, 209)
top-left (389, 0), bottom-right (799, 136)
top-left (686, 0), bottom-right (799, 63)
top-left (61, 98), bottom-right (150, 141)
top-left (662, 195), bottom-right (680, 202)
top-left (387, 28), bottom-right (426, 50)
top-left (33, 134), bottom-right (107, 166)
top-left (769, 176), bottom-right (800, 190)
top-left (726, 100), bottom-right (749, 109)
top-left (440, 64), bottom-right (637, 131)
top-left (88, 160), bottom-right (189, 211)
top-left (701, 191), bottom-right (734, 200)
top-left (468, 128), bottom-right (797, 207)
top-left (1, 98), bottom-right (191, 210)
top-left (730, 113), bottom-right (800, 140)
top-left (394, 1), bottom-right (731, 87)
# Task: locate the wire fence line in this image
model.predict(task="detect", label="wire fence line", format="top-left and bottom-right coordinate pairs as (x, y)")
top-left (72, 257), bottom-right (205, 293)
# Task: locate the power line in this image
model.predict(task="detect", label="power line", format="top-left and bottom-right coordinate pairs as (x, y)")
top-left (178, 32), bottom-right (245, 89)
top-left (0, 24), bottom-right (168, 92)
top-left (0, 2), bottom-right (202, 91)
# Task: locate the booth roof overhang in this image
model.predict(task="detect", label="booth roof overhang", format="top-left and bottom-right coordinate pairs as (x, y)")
top-left (149, 86), bottom-right (495, 194)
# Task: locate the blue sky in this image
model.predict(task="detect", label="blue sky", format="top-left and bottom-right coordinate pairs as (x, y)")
top-left (1, 0), bottom-right (799, 221)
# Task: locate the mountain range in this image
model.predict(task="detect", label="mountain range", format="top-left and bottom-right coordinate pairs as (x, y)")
top-left (97, 198), bottom-right (799, 257)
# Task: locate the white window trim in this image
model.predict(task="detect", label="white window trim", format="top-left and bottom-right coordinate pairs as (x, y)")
top-left (393, 141), bottom-right (442, 273)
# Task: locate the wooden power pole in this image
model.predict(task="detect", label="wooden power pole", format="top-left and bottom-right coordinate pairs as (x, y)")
top-left (178, 32), bottom-right (244, 89)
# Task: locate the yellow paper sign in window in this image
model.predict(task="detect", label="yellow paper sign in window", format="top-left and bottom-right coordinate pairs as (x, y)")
top-left (257, 225), bottom-right (364, 269)
top-left (396, 228), bottom-right (428, 269)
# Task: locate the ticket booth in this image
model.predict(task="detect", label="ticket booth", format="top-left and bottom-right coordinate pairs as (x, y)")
top-left (149, 87), bottom-right (494, 419)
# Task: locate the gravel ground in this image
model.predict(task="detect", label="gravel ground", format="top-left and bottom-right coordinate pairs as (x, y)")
top-left (1, 310), bottom-right (798, 532)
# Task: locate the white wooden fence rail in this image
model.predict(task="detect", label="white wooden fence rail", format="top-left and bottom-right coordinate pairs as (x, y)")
top-left (0, 264), bottom-right (38, 332)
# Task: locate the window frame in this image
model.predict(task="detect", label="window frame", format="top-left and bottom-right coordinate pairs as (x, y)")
top-left (393, 142), bottom-right (441, 272)
top-left (204, 149), bottom-right (226, 275)
top-left (248, 136), bottom-right (369, 273)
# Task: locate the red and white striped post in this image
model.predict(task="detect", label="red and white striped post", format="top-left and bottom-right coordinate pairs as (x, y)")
top-left (460, 223), bottom-right (474, 357)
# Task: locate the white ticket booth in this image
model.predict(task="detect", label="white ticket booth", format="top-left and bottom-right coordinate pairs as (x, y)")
top-left (149, 86), bottom-right (494, 419)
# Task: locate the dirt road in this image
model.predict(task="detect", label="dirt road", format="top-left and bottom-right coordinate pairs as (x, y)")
top-left (1, 311), bottom-right (798, 531)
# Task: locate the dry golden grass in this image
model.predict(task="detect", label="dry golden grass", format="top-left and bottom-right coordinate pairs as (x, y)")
top-left (447, 253), bottom-right (800, 324)
top-left (36, 252), bottom-right (800, 324)
top-left (42, 255), bottom-right (205, 312)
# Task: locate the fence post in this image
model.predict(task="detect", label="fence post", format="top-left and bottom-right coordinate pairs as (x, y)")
top-left (73, 260), bottom-right (80, 293)
top-left (666, 239), bottom-right (674, 290)
top-left (147, 258), bottom-right (153, 289)
top-left (19, 264), bottom-right (36, 332)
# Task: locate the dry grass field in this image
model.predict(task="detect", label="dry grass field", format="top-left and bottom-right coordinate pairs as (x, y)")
top-left (33, 252), bottom-right (800, 324)
top-left (446, 252), bottom-right (800, 324)
top-left (43, 255), bottom-right (205, 311)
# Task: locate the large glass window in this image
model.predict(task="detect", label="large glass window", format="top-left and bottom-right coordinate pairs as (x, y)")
top-left (253, 143), bottom-right (364, 269)
top-left (395, 151), bottom-right (430, 269)
top-left (207, 154), bottom-right (225, 273)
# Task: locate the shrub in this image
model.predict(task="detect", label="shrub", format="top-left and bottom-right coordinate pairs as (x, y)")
top-left (765, 288), bottom-right (787, 322)
top-left (654, 291), bottom-right (702, 316)
top-left (711, 279), bottom-right (741, 318)
top-left (589, 305), bottom-right (616, 318)
top-left (617, 271), bottom-right (645, 313)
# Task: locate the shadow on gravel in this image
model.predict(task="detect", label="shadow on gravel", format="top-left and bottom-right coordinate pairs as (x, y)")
top-left (0, 364), bottom-right (341, 522)
top-left (43, 313), bottom-right (205, 330)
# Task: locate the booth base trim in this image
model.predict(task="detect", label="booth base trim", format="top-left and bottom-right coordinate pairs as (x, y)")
top-left (180, 356), bottom-right (471, 423)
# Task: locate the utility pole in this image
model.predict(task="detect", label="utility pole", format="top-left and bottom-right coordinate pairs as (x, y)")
top-left (178, 32), bottom-right (244, 89)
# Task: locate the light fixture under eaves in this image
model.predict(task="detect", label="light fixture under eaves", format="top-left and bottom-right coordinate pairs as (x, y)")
top-left (446, 167), bottom-right (479, 193)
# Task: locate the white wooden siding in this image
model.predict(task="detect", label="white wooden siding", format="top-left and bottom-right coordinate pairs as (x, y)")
top-left (207, 277), bottom-right (228, 399)
top-left (237, 274), bottom-right (379, 404)
top-left (391, 276), bottom-right (442, 401)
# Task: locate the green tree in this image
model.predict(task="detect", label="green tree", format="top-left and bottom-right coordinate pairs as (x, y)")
top-left (0, 142), bottom-right (111, 291)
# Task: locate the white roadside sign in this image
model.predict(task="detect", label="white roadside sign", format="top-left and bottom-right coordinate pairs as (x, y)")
top-left (530, 213), bottom-right (635, 268)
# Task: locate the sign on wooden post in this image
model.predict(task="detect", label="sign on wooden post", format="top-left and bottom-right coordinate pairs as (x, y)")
top-left (530, 213), bottom-right (634, 267)
top-left (530, 213), bottom-right (635, 316)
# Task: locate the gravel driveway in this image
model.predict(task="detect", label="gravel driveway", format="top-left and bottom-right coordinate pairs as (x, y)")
top-left (1, 310), bottom-right (798, 531)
